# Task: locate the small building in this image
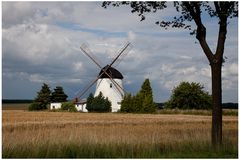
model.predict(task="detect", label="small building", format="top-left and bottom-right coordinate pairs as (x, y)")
top-left (75, 99), bottom-right (88, 112)
top-left (50, 102), bottom-right (62, 110)
top-left (49, 99), bottom-right (88, 112)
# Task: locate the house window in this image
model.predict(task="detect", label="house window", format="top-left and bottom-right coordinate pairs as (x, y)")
top-left (110, 83), bottom-right (112, 88)
top-left (53, 106), bottom-right (55, 109)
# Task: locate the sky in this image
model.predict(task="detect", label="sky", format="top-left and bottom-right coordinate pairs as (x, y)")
top-left (2, 2), bottom-right (238, 103)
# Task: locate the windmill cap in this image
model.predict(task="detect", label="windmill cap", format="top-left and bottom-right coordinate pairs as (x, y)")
top-left (99, 65), bottom-right (123, 79)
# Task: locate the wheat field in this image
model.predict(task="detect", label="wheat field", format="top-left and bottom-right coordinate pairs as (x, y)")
top-left (2, 110), bottom-right (238, 158)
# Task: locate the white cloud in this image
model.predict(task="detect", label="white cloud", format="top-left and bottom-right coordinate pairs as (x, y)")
top-left (29, 74), bottom-right (49, 83)
top-left (127, 31), bottom-right (136, 41)
top-left (180, 55), bottom-right (192, 60)
top-left (73, 62), bottom-right (83, 72)
top-left (2, 2), bottom-right (238, 102)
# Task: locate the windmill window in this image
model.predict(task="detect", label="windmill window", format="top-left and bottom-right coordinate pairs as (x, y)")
top-left (110, 83), bottom-right (112, 88)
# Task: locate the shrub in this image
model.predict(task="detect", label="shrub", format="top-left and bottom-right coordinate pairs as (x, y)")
top-left (28, 102), bottom-right (45, 111)
top-left (86, 92), bottom-right (112, 112)
top-left (61, 102), bottom-right (77, 112)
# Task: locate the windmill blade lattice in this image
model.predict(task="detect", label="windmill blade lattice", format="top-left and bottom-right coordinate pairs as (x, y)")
top-left (80, 43), bottom-right (103, 68)
top-left (112, 42), bottom-right (133, 68)
top-left (75, 42), bottom-right (132, 100)
top-left (80, 44), bottom-right (129, 97)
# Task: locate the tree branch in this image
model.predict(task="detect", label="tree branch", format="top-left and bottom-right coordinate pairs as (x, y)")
top-left (214, 2), bottom-right (221, 15)
top-left (183, 2), bottom-right (214, 63)
top-left (215, 2), bottom-right (228, 61)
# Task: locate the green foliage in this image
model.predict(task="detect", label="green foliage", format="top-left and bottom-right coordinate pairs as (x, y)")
top-left (29, 83), bottom-right (51, 111)
top-left (120, 93), bottom-right (132, 113)
top-left (121, 79), bottom-right (156, 113)
top-left (142, 94), bottom-right (156, 113)
top-left (140, 79), bottom-right (153, 98)
top-left (29, 84), bottom-right (69, 111)
top-left (51, 86), bottom-right (68, 102)
top-left (86, 93), bottom-right (94, 111)
top-left (102, 2), bottom-right (238, 33)
top-left (86, 92), bottom-right (112, 112)
top-left (165, 82), bottom-right (212, 109)
top-left (61, 102), bottom-right (77, 112)
top-left (28, 102), bottom-right (45, 111)
top-left (134, 93), bottom-right (143, 112)
top-left (3, 140), bottom-right (237, 158)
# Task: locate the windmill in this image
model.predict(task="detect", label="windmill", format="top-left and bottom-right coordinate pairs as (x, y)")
top-left (75, 42), bottom-right (132, 112)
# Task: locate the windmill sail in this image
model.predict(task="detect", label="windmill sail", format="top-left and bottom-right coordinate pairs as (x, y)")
top-left (75, 42), bottom-right (132, 112)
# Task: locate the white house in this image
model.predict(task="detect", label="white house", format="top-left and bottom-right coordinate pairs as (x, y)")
top-left (74, 99), bottom-right (88, 112)
top-left (50, 100), bottom-right (87, 112)
top-left (94, 65), bottom-right (124, 112)
top-left (50, 102), bottom-right (62, 110)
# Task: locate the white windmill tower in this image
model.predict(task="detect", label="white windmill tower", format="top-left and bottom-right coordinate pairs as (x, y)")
top-left (76, 42), bottom-right (132, 112)
top-left (94, 65), bottom-right (124, 112)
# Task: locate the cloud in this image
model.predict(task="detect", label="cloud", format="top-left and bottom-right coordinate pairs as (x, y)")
top-left (2, 2), bottom-right (238, 103)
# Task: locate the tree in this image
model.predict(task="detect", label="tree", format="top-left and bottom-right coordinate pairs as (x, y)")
top-left (165, 82), bottom-right (212, 109)
top-left (86, 93), bottom-right (94, 111)
top-left (51, 86), bottom-right (68, 102)
top-left (121, 93), bottom-right (133, 112)
top-left (139, 79), bottom-right (153, 98)
top-left (139, 79), bottom-right (155, 113)
top-left (29, 83), bottom-right (51, 110)
top-left (104, 97), bottom-right (112, 112)
top-left (142, 94), bottom-right (156, 113)
top-left (86, 92), bottom-right (112, 112)
top-left (120, 79), bottom-right (156, 113)
top-left (134, 93), bottom-right (143, 112)
top-left (102, 1), bottom-right (238, 147)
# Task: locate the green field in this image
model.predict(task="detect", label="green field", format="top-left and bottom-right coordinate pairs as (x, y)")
top-left (2, 103), bottom-right (30, 110)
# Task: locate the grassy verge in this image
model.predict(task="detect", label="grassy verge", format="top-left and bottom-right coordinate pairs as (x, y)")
top-left (157, 109), bottom-right (238, 116)
top-left (3, 141), bottom-right (237, 158)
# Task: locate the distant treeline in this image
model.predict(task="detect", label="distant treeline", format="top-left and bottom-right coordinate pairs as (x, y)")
top-left (2, 99), bottom-right (33, 104)
top-left (155, 102), bottom-right (238, 109)
top-left (222, 103), bottom-right (238, 109)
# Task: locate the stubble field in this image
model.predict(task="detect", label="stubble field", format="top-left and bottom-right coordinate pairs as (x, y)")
top-left (2, 110), bottom-right (238, 158)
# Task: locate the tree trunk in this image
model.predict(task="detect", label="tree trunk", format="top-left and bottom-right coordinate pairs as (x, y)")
top-left (211, 61), bottom-right (222, 148)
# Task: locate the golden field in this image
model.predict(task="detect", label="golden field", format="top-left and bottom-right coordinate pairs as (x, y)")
top-left (2, 110), bottom-right (238, 158)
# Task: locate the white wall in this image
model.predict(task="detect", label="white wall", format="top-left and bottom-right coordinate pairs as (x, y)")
top-left (94, 78), bottom-right (124, 112)
top-left (75, 103), bottom-right (88, 112)
top-left (50, 103), bottom-right (62, 110)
